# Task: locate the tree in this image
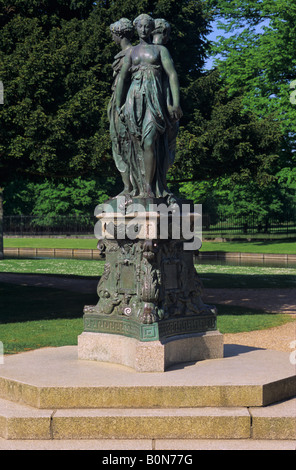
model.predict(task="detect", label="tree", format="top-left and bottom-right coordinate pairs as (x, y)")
top-left (176, 176), bottom-right (291, 228)
top-left (0, 0), bottom-right (212, 180)
top-left (3, 175), bottom-right (117, 219)
top-left (166, 68), bottom-right (293, 225)
top-left (2, 0), bottom-right (289, 242)
top-left (173, 0), bottom-right (296, 224)
top-left (169, 69), bottom-right (282, 185)
top-left (208, 0), bottom-right (296, 153)
top-left (0, 0), bottom-right (213, 254)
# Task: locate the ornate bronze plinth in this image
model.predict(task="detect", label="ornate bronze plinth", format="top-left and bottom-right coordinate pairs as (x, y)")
top-left (82, 198), bottom-right (218, 343)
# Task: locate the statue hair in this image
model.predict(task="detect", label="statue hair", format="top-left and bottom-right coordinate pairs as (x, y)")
top-left (153, 18), bottom-right (171, 35)
top-left (133, 14), bottom-right (155, 30)
top-left (110, 18), bottom-right (133, 39)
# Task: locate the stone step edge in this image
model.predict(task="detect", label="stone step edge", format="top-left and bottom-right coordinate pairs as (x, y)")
top-left (1, 438), bottom-right (296, 450)
top-left (0, 397), bottom-right (295, 441)
top-left (1, 375), bottom-right (295, 409)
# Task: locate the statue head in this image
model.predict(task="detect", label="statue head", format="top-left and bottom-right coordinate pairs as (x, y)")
top-left (152, 18), bottom-right (171, 45)
top-left (110, 18), bottom-right (134, 44)
top-left (133, 14), bottom-right (155, 39)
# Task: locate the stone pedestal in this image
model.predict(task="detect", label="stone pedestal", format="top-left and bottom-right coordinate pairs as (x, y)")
top-left (78, 196), bottom-right (223, 371)
top-left (78, 330), bottom-right (224, 372)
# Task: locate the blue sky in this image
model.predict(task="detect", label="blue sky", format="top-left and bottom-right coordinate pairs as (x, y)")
top-left (204, 22), bottom-right (222, 70)
top-left (204, 18), bottom-right (270, 70)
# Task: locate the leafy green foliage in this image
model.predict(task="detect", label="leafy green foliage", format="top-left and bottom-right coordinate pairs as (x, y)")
top-left (0, 0), bottom-right (212, 183)
top-left (0, 0), bottom-right (294, 224)
top-left (3, 176), bottom-right (118, 218)
top-left (0, 5), bottom-right (113, 180)
top-left (169, 70), bottom-right (282, 185)
top-left (209, 0), bottom-right (296, 142)
top-left (176, 174), bottom-right (292, 223)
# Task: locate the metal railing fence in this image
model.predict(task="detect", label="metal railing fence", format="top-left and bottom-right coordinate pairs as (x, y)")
top-left (3, 210), bottom-right (296, 237)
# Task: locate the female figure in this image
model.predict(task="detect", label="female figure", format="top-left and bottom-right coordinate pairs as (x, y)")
top-left (108, 18), bottom-right (134, 195)
top-left (152, 18), bottom-right (171, 45)
top-left (115, 14), bottom-right (182, 198)
top-left (152, 18), bottom-right (179, 169)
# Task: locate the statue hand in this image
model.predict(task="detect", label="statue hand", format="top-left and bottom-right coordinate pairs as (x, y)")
top-left (168, 105), bottom-right (183, 122)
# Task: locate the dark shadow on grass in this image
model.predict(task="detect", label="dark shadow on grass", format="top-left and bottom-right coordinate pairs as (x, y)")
top-left (215, 303), bottom-right (276, 316)
top-left (0, 266), bottom-right (295, 325)
top-left (0, 271), bottom-right (98, 281)
top-left (0, 283), bottom-right (98, 323)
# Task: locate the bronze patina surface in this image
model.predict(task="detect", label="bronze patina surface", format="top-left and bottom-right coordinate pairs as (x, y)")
top-left (82, 14), bottom-right (219, 344)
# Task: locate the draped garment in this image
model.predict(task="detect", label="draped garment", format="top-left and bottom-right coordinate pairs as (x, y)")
top-left (108, 50), bottom-right (131, 174)
top-left (124, 64), bottom-right (174, 197)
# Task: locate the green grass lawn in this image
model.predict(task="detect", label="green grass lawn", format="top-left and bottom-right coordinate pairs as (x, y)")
top-left (1, 311), bottom-right (293, 354)
top-left (4, 237), bottom-right (98, 250)
top-left (201, 239), bottom-right (296, 254)
top-left (0, 258), bottom-right (106, 277)
top-left (0, 318), bottom-right (83, 354)
top-left (4, 236), bottom-right (296, 254)
top-left (1, 258), bottom-right (296, 288)
top-left (1, 309), bottom-right (294, 355)
top-left (216, 303), bottom-right (295, 334)
top-left (0, 281), bottom-right (92, 354)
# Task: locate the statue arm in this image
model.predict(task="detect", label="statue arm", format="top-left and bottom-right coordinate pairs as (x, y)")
top-left (115, 49), bottom-right (132, 110)
top-left (160, 47), bottom-right (183, 121)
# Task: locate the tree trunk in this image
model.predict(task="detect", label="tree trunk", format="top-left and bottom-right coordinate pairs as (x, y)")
top-left (0, 188), bottom-right (3, 259)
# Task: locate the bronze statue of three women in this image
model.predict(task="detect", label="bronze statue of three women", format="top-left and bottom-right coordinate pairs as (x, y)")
top-left (108, 14), bottom-right (182, 201)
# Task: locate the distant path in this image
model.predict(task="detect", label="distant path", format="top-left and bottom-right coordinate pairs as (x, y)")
top-left (203, 288), bottom-right (296, 315)
top-left (223, 320), bottom-right (296, 353)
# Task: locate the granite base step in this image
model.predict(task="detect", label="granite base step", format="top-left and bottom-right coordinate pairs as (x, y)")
top-left (0, 396), bottom-right (295, 441)
top-left (0, 346), bottom-right (295, 409)
top-left (0, 346), bottom-right (295, 441)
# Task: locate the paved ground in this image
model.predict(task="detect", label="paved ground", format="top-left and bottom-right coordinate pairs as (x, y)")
top-left (223, 318), bottom-right (296, 352)
top-left (0, 346), bottom-right (295, 450)
top-left (0, 438), bottom-right (295, 450)
top-left (204, 288), bottom-right (296, 314)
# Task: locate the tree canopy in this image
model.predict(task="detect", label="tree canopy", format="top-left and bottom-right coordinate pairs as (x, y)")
top-left (209, 0), bottom-right (296, 152)
top-left (0, 0), bottom-right (211, 183)
top-left (0, 0), bottom-right (294, 234)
